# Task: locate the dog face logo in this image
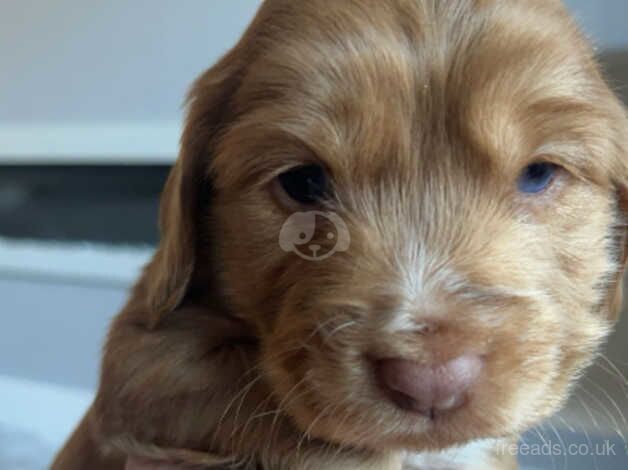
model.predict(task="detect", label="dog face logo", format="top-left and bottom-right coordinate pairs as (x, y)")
top-left (279, 211), bottom-right (350, 261)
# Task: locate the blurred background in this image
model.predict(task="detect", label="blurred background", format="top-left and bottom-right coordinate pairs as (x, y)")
top-left (0, 1), bottom-right (626, 469)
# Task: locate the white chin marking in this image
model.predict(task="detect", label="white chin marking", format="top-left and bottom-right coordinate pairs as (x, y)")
top-left (405, 438), bottom-right (502, 470)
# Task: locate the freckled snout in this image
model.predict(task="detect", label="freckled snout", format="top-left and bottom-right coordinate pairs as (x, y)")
top-left (375, 355), bottom-right (483, 418)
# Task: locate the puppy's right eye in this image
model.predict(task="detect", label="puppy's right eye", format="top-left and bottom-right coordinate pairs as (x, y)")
top-left (517, 162), bottom-right (558, 194)
top-left (278, 164), bottom-right (328, 204)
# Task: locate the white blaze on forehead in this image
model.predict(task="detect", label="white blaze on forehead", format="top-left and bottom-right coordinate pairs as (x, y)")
top-left (383, 246), bottom-right (467, 333)
top-left (382, 243), bottom-right (532, 333)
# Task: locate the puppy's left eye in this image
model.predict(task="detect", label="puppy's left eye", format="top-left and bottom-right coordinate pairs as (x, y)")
top-left (278, 164), bottom-right (328, 204)
top-left (517, 162), bottom-right (558, 194)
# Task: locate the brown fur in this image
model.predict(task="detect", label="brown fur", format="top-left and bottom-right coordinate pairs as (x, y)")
top-left (53, 1), bottom-right (628, 469)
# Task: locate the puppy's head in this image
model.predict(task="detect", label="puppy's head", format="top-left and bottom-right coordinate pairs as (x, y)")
top-left (145, 0), bottom-right (628, 454)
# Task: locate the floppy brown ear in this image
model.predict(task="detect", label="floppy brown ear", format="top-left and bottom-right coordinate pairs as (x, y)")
top-left (139, 26), bottom-right (261, 327)
top-left (604, 107), bottom-right (628, 322)
top-left (135, 2), bottom-right (283, 327)
top-left (607, 186), bottom-right (628, 322)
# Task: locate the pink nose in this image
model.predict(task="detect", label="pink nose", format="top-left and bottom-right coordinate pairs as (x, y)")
top-left (375, 355), bottom-right (483, 418)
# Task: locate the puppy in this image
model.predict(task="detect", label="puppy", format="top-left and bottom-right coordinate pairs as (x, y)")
top-left (53, 0), bottom-right (628, 468)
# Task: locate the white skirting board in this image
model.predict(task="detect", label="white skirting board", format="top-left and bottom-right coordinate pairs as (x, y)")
top-left (0, 123), bottom-right (179, 165)
top-left (0, 236), bottom-right (154, 286)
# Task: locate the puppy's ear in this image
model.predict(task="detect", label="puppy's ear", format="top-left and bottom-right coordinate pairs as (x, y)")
top-left (606, 121), bottom-right (628, 322)
top-left (139, 29), bottom-right (258, 327)
top-left (607, 186), bottom-right (628, 322)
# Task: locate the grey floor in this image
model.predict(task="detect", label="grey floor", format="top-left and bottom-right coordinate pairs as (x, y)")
top-left (0, 276), bottom-right (123, 469)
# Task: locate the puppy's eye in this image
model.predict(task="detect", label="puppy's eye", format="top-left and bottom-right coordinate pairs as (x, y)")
top-left (278, 164), bottom-right (328, 204)
top-left (517, 162), bottom-right (557, 194)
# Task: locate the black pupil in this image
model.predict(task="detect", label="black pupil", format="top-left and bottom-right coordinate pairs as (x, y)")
top-left (526, 163), bottom-right (552, 182)
top-left (279, 165), bottom-right (327, 204)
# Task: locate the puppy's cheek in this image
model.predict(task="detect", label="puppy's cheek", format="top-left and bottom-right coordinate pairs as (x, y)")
top-left (213, 195), bottom-right (300, 325)
top-left (259, 297), bottom-right (371, 442)
top-left (537, 193), bottom-right (618, 403)
top-left (260, 294), bottom-right (320, 422)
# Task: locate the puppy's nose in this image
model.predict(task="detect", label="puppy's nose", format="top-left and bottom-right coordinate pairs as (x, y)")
top-left (375, 355), bottom-right (483, 418)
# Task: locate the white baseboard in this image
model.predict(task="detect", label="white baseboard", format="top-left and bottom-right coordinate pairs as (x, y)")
top-left (0, 122), bottom-right (180, 164)
top-left (0, 236), bottom-right (153, 285)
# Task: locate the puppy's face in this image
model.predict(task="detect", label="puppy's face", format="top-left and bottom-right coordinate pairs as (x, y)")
top-left (164, 0), bottom-right (628, 455)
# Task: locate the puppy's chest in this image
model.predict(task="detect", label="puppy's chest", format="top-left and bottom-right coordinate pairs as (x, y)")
top-left (403, 438), bottom-right (514, 470)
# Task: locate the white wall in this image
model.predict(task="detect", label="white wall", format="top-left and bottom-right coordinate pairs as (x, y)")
top-left (0, 0), bottom-right (261, 162)
top-left (0, 0), bottom-right (261, 124)
top-left (565, 0), bottom-right (628, 50)
top-left (0, 0), bottom-right (625, 162)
